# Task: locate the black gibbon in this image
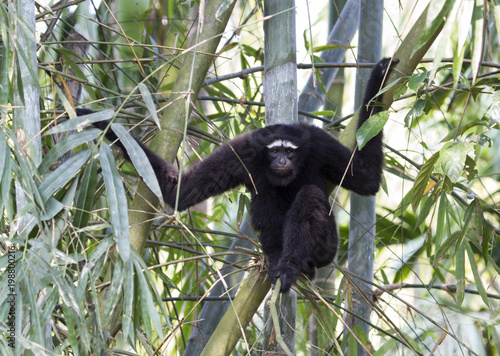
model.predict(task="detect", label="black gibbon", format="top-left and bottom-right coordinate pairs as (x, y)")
top-left (86, 58), bottom-right (397, 293)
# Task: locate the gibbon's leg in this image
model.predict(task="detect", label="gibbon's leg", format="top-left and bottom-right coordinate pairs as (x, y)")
top-left (268, 185), bottom-right (338, 292)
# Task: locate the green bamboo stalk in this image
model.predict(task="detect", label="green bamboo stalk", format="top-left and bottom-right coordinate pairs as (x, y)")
top-left (298, 0), bottom-right (360, 121)
top-left (200, 1), bottom-right (300, 353)
top-left (199, 270), bottom-right (271, 356)
top-left (268, 280), bottom-right (294, 356)
top-left (338, 0), bottom-right (452, 353)
top-left (263, 0), bottom-right (298, 124)
top-left (344, 1), bottom-right (383, 355)
top-left (98, 0), bottom-right (237, 338)
top-left (262, 0), bottom-right (298, 354)
top-left (182, 217), bottom-right (256, 355)
top-left (128, 0), bottom-right (237, 255)
top-left (308, 1), bottom-right (347, 354)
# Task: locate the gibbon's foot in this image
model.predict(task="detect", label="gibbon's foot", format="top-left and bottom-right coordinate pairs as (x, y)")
top-left (268, 262), bottom-right (302, 293)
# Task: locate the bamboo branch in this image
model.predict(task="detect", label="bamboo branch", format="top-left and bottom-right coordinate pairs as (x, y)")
top-left (268, 279), bottom-right (294, 356)
top-left (199, 270), bottom-right (271, 356)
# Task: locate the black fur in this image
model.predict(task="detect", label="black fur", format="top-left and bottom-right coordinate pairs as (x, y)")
top-left (85, 58), bottom-right (397, 293)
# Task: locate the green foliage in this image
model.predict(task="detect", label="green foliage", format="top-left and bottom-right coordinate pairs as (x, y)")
top-left (99, 143), bottom-right (130, 262)
top-left (435, 141), bottom-right (474, 182)
top-left (356, 110), bottom-right (389, 150)
top-left (411, 151), bottom-right (440, 212)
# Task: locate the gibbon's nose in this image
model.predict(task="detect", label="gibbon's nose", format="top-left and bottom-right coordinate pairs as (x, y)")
top-left (279, 155), bottom-right (287, 166)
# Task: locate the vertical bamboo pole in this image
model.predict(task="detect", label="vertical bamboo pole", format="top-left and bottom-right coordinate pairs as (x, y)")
top-left (262, 1), bottom-right (298, 354)
top-left (345, 1), bottom-right (382, 354)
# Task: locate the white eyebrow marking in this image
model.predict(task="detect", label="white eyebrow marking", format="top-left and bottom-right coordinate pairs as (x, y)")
top-left (266, 139), bottom-right (298, 149)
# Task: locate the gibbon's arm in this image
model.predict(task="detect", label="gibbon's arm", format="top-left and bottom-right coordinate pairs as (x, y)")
top-left (90, 116), bottom-right (252, 211)
top-left (166, 134), bottom-right (254, 211)
top-left (321, 58), bottom-right (396, 196)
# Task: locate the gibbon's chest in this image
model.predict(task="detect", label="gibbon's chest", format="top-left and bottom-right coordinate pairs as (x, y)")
top-left (248, 183), bottom-right (300, 229)
top-left (246, 169), bottom-right (329, 226)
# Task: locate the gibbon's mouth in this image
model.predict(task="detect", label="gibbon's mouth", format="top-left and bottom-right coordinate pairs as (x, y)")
top-left (272, 168), bottom-right (293, 176)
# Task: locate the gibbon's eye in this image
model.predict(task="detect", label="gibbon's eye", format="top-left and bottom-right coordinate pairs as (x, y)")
top-left (271, 148), bottom-right (279, 154)
top-left (286, 148), bottom-right (293, 155)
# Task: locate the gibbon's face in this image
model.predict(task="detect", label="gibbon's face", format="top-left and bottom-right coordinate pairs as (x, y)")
top-left (266, 139), bottom-right (300, 186)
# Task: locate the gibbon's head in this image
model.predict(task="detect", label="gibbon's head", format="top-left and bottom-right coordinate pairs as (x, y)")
top-left (253, 124), bottom-right (310, 186)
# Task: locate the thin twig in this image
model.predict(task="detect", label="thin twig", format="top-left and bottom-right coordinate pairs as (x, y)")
top-left (373, 283), bottom-right (500, 301)
top-left (269, 280), bottom-right (294, 356)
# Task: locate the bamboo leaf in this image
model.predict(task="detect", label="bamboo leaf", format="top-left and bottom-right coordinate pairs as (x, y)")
top-left (132, 249), bottom-right (171, 331)
top-left (0, 18), bottom-right (8, 113)
top-left (459, 202), bottom-right (475, 246)
top-left (493, 0), bottom-right (500, 37)
top-left (408, 68), bottom-right (427, 91)
top-left (133, 257), bottom-right (163, 340)
top-left (41, 177), bottom-right (79, 221)
top-left (55, 85), bottom-right (77, 117)
top-left (434, 231), bottom-right (460, 266)
top-left (40, 198), bottom-right (64, 221)
top-left (429, 1), bottom-right (460, 82)
top-left (373, 339), bottom-right (397, 356)
top-left (435, 141), bottom-right (472, 182)
top-left (0, 131), bottom-right (8, 185)
top-left (465, 242), bottom-right (490, 307)
top-left (414, 181), bottom-right (441, 229)
top-left (102, 258), bottom-right (125, 319)
top-left (99, 143), bottom-right (130, 262)
top-left (45, 109), bottom-right (114, 135)
top-left (14, 38), bottom-right (41, 92)
top-left (473, 199), bottom-right (484, 252)
top-left (470, 0), bottom-right (483, 84)
top-left (0, 130), bottom-right (13, 219)
top-left (55, 48), bottom-right (88, 81)
top-left (62, 304), bottom-right (79, 354)
top-left (404, 98), bottom-right (427, 127)
top-left (452, 1), bottom-right (474, 88)
top-left (39, 129), bottom-right (100, 174)
top-left (482, 225), bottom-right (492, 266)
top-left (411, 151), bottom-right (440, 211)
top-left (401, 332), bottom-right (422, 353)
top-left (74, 159), bottom-right (98, 229)
top-left (312, 44), bottom-right (353, 52)
top-left (38, 149), bottom-right (91, 203)
top-left (348, 330), bottom-right (358, 356)
top-left (303, 29), bottom-right (310, 51)
top-left (88, 236), bottom-right (114, 264)
top-left (414, 0), bottom-right (456, 56)
top-left (456, 241), bottom-right (466, 306)
top-left (6, 129), bottom-right (44, 207)
top-left (0, 146), bottom-right (13, 220)
top-left (138, 83), bottom-right (160, 128)
top-left (356, 111), bottom-right (389, 150)
top-left (110, 123), bottom-right (163, 200)
top-left (122, 258), bottom-right (135, 343)
top-left (434, 193), bottom-right (448, 248)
